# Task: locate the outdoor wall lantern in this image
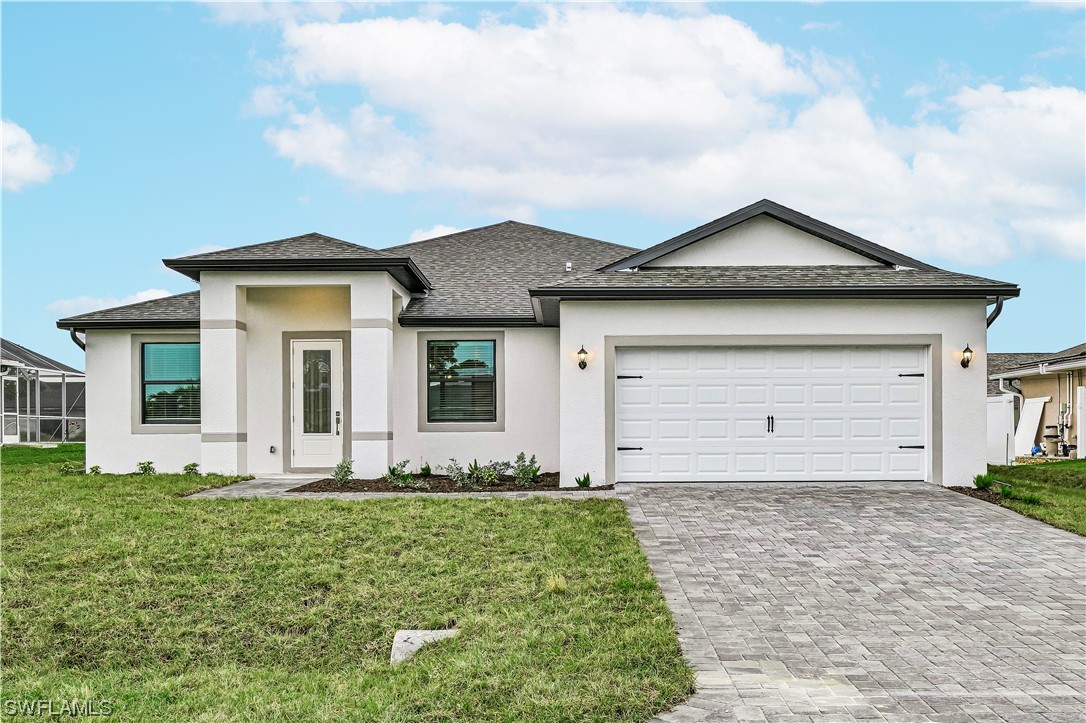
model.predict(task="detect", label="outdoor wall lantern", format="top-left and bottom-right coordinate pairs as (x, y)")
top-left (960, 344), bottom-right (973, 368)
top-left (577, 345), bottom-right (589, 370)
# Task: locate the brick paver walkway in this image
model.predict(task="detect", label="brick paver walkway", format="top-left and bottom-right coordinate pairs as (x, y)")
top-left (620, 483), bottom-right (1086, 722)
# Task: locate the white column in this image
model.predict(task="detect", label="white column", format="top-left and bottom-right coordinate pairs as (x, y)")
top-left (200, 278), bottom-right (248, 474)
top-left (349, 275), bottom-right (395, 477)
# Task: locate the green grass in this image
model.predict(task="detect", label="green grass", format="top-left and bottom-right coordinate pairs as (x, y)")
top-left (0, 445), bottom-right (693, 721)
top-left (987, 459), bottom-right (1086, 536)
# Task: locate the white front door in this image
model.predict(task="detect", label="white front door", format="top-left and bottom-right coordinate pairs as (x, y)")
top-left (291, 340), bottom-right (344, 470)
top-left (615, 346), bottom-right (928, 482)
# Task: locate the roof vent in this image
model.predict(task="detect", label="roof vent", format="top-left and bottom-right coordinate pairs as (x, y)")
top-left (565, 261), bottom-right (572, 272)
top-left (893, 265), bottom-right (915, 271)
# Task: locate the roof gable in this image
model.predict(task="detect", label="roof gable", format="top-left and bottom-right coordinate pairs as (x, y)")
top-left (171, 232), bottom-right (391, 262)
top-left (602, 199), bottom-right (938, 272)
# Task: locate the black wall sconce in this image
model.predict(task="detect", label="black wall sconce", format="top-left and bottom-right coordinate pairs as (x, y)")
top-left (577, 345), bottom-right (588, 370)
top-left (960, 344), bottom-right (973, 368)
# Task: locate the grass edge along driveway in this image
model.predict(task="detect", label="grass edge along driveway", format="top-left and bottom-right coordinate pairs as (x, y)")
top-left (987, 459), bottom-right (1086, 536)
top-left (1, 445), bottom-right (693, 722)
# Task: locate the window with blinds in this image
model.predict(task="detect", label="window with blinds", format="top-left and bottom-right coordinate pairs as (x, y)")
top-left (427, 340), bottom-right (496, 423)
top-left (142, 343), bottom-right (200, 424)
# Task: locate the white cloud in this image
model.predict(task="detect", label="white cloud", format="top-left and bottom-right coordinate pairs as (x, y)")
top-left (800, 21), bottom-right (841, 32)
top-left (248, 5), bottom-right (1084, 263)
top-left (407, 224), bottom-right (463, 244)
top-left (2, 120), bottom-right (76, 192)
top-left (202, 1), bottom-right (360, 26)
top-left (47, 289), bottom-right (173, 317)
top-left (173, 243), bottom-right (226, 257)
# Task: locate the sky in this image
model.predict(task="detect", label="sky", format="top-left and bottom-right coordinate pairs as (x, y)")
top-left (2, 1), bottom-right (1084, 369)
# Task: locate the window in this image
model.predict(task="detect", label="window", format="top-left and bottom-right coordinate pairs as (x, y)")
top-left (426, 340), bottom-right (496, 423)
top-left (142, 343), bottom-right (200, 424)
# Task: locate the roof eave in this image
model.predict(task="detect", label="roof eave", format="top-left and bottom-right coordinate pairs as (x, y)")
top-left (396, 315), bottom-right (541, 328)
top-left (990, 358), bottom-right (1086, 379)
top-left (56, 319), bottom-right (200, 332)
top-left (529, 285), bottom-right (1021, 300)
top-left (162, 257), bottom-right (433, 292)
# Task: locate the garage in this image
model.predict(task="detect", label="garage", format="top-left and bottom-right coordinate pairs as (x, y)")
top-left (615, 346), bottom-right (928, 482)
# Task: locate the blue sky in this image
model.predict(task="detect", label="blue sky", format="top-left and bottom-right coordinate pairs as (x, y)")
top-left (3, 1), bottom-right (1083, 368)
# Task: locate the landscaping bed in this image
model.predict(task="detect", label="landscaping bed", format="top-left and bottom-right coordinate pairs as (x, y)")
top-left (950, 460), bottom-right (1086, 536)
top-left (949, 486), bottom-right (1004, 505)
top-left (292, 472), bottom-right (614, 494)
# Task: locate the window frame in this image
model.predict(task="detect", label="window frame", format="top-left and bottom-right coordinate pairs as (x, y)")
top-left (417, 331), bottom-right (504, 433)
top-left (130, 334), bottom-right (201, 435)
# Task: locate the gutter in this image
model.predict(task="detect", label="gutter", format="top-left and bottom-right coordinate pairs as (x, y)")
top-left (986, 296), bottom-right (1004, 328)
top-left (68, 329), bottom-right (86, 351)
top-left (529, 285), bottom-right (1021, 301)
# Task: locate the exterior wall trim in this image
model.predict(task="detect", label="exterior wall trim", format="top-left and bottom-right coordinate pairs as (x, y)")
top-left (601, 333), bottom-right (943, 486)
top-left (416, 330), bottom-right (506, 433)
top-left (202, 432), bottom-right (247, 442)
top-left (129, 332), bottom-right (202, 435)
top-left (351, 318), bottom-right (394, 331)
top-left (352, 431), bottom-right (393, 441)
top-left (281, 331), bottom-right (352, 473)
top-left (201, 319), bottom-right (247, 331)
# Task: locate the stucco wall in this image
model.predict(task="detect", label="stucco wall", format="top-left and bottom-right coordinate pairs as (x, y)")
top-left (84, 329), bottom-right (200, 473)
top-left (392, 326), bottom-right (561, 472)
top-left (644, 216), bottom-right (884, 267)
top-left (559, 298), bottom-right (988, 487)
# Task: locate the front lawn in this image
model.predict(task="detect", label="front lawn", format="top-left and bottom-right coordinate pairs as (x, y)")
top-left (987, 459), bottom-right (1086, 536)
top-left (1, 446), bottom-right (692, 721)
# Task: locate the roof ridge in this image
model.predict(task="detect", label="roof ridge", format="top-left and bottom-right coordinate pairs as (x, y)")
top-left (169, 232), bottom-right (388, 261)
top-left (384, 220), bottom-right (637, 253)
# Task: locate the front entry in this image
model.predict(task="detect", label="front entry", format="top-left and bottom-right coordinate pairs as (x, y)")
top-left (290, 339), bottom-right (344, 469)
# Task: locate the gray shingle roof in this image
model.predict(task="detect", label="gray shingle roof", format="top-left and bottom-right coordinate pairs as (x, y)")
top-left (384, 221), bottom-right (635, 323)
top-left (56, 291), bottom-right (200, 330)
top-left (990, 343), bottom-right (1086, 381)
top-left (533, 265), bottom-right (1019, 296)
top-left (171, 233), bottom-right (392, 261)
top-left (1, 338), bottom-right (83, 374)
top-left (986, 352), bottom-right (1054, 395)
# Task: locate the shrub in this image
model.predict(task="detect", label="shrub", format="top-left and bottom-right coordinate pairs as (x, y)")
top-left (443, 459), bottom-right (469, 486)
top-left (545, 572), bottom-right (568, 595)
top-left (419, 462), bottom-right (432, 477)
top-left (478, 468), bottom-right (499, 485)
top-left (395, 478), bottom-right (431, 491)
top-left (973, 473), bottom-right (995, 490)
top-left (183, 462), bottom-right (200, 476)
top-left (575, 473), bottom-right (591, 488)
top-left (88, 465), bottom-right (101, 475)
top-left (136, 461), bottom-right (156, 475)
top-left (382, 460), bottom-right (413, 485)
top-left (1001, 486), bottom-right (1043, 505)
top-left (332, 458), bottom-right (354, 485)
top-left (512, 452), bottom-right (541, 486)
top-left (59, 462), bottom-right (83, 476)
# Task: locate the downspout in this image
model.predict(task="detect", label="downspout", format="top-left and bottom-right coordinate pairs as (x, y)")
top-left (986, 296), bottom-right (1004, 328)
top-left (998, 377), bottom-right (1023, 408)
top-left (68, 329), bottom-right (86, 351)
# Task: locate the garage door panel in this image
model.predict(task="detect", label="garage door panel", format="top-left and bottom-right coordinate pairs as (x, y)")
top-left (615, 346), bottom-right (928, 483)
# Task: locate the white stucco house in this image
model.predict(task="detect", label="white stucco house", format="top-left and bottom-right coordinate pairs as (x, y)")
top-left (57, 200), bottom-right (1019, 486)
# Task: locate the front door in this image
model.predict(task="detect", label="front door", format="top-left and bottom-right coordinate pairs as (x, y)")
top-left (291, 340), bottom-right (344, 469)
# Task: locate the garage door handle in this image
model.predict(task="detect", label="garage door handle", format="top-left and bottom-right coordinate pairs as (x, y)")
top-left (767, 415), bottom-right (774, 433)
top-left (617, 446), bottom-right (643, 451)
top-left (617, 375), bottom-right (643, 379)
top-left (898, 445), bottom-right (925, 449)
top-left (898, 373), bottom-right (924, 377)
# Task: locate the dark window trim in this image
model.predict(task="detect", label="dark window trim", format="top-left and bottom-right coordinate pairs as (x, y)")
top-left (425, 339), bottom-right (497, 424)
top-left (141, 342), bottom-right (201, 425)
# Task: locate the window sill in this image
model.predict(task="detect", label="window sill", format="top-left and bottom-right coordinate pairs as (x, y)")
top-left (132, 423), bottom-right (201, 435)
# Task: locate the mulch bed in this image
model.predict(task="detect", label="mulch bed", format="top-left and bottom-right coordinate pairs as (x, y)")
top-left (291, 472), bottom-right (614, 494)
top-left (949, 486), bottom-right (1004, 504)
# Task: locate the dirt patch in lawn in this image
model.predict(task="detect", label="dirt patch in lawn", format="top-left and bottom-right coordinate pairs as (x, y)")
top-left (949, 486), bottom-right (1004, 505)
top-left (291, 473), bottom-right (614, 494)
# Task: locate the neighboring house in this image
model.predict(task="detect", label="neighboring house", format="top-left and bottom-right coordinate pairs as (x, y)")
top-left (1, 338), bottom-right (86, 444)
top-left (989, 344), bottom-right (1086, 458)
top-left (56, 200), bottom-right (1019, 486)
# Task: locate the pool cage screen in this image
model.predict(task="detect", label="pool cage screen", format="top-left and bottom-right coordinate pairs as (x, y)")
top-left (1, 366), bottom-right (86, 443)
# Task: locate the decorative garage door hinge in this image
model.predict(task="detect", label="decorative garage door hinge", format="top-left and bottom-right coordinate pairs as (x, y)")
top-left (617, 375), bottom-right (643, 379)
top-left (898, 445), bottom-right (925, 449)
top-left (897, 373), bottom-right (924, 377)
top-left (617, 446), bottom-right (644, 451)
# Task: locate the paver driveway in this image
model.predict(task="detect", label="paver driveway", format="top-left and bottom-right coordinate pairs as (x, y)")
top-left (621, 483), bottom-right (1085, 722)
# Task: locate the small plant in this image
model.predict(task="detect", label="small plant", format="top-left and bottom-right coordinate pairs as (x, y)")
top-left (419, 462), bottom-right (432, 477)
top-left (395, 478), bottom-right (431, 491)
top-left (382, 460), bottom-right (413, 485)
top-left (59, 461), bottom-right (83, 476)
top-left (466, 459), bottom-right (484, 482)
top-left (1001, 486), bottom-right (1043, 505)
top-left (478, 468), bottom-right (500, 485)
top-left (88, 465), bottom-right (101, 475)
top-left (332, 458), bottom-right (354, 485)
top-left (183, 462), bottom-right (200, 476)
top-left (973, 473), bottom-right (995, 490)
top-left (545, 571), bottom-right (568, 595)
top-left (575, 472), bottom-right (591, 488)
top-left (486, 460), bottom-right (512, 476)
top-left (136, 461), bottom-right (156, 475)
top-left (443, 459), bottom-right (469, 486)
top-left (512, 452), bottom-right (541, 486)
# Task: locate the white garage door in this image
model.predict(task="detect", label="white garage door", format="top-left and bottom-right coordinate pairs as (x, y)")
top-left (615, 347), bottom-right (927, 482)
